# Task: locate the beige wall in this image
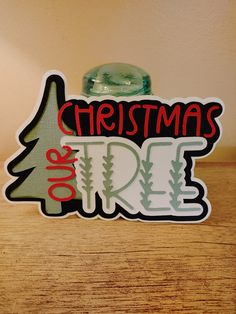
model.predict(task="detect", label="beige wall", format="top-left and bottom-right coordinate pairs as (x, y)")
top-left (1, 0), bottom-right (235, 161)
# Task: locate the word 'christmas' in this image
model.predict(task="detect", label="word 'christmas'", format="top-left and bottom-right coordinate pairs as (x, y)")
top-left (58, 100), bottom-right (221, 144)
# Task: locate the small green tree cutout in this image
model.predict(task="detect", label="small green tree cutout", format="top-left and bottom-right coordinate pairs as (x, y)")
top-left (169, 160), bottom-right (183, 210)
top-left (102, 150), bottom-right (114, 209)
top-left (80, 144), bottom-right (93, 209)
top-left (140, 142), bottom-right (172, 211)
top-left (6, 76), bottom-right (81, 215)
top-left (169, 141), bottom-right (203, 211)
top-left (140, 160), bottom-right (153, 209)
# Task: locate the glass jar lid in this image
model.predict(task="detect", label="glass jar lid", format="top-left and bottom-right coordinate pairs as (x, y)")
top-left (82, 63), bottom-right (152, 96)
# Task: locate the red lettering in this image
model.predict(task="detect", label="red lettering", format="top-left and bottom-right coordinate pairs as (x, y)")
top-left (58, 102), bottom-right (73, 135)
top-left (126, 104), bottom-right (141, 136)
top-left (182, 104), bottom-right (201, 136)
top-left (96, 103), bottom-right (115, 135)
top-left (156, 105), bottom-right (180, 136)
top-left (46, 146), bottom-right (78, 202)
top-left (204, 105), bottom-right (220, 138)
top-left (46, 165), bottom-right (76, 182)
top-left (75, 104), bottom-right (94, 136)
top-left (46, 146), bottom-right (77, 164)
top-left (48, 183), bottom-right (76, 202)
top-left (118, 103), bottom-right (124, 135)
top-left (143, 105), bottom-right (157, 138)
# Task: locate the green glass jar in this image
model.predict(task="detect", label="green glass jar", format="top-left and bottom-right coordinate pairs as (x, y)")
top-left (82, 63), bottom-right (152, 97)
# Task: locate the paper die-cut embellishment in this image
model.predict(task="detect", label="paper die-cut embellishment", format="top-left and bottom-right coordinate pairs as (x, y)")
top-left (4, 72), bottom-right (224, 222)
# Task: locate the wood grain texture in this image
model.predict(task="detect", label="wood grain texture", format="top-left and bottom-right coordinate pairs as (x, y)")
top-left (0, 162), bottom-right (235, 313)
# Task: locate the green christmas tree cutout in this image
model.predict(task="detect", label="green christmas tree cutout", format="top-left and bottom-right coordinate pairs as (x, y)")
top-left (6, 76), bottom-right (81, 215)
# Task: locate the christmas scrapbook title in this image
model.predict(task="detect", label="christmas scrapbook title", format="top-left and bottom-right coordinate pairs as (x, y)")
top-left (5, 72), bottom-right (224, 222)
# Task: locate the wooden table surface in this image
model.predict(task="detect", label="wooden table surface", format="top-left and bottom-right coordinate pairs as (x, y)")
top-left (0, 162), bottom-right (235, 314)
